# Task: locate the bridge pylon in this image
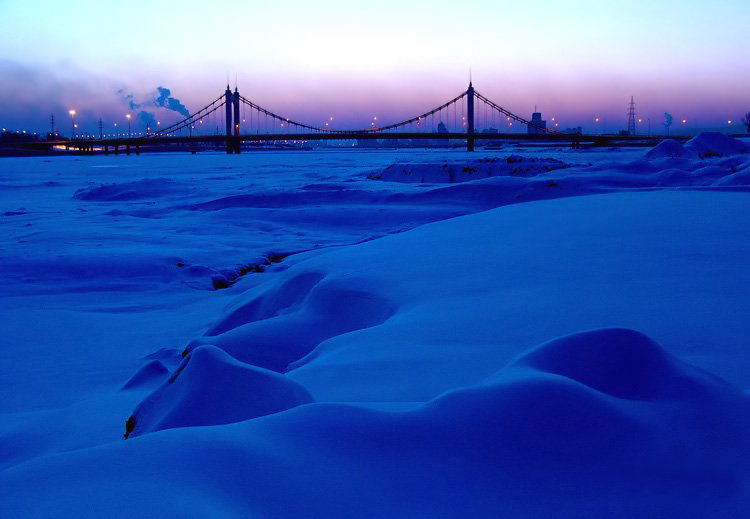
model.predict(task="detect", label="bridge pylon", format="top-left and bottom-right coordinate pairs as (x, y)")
top-left (466, 81), bottom-right (475, 152)
top-left (225, 85), bottom-right (234, 154)
top-left (233, 87), bottom-right (241, 154)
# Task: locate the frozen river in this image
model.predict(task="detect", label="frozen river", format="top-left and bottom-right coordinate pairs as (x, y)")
top-left (2, 138), bottom-right (750, 517)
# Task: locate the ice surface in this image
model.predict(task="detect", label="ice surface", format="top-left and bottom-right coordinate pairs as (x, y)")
top-left (2, 146), bottom-right (750, 516)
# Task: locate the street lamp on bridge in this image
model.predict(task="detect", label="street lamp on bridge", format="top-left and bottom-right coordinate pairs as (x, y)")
top-left (69, 110), bottom-right (76, 139)
top-left (126, 114), bottom-right (131, 136)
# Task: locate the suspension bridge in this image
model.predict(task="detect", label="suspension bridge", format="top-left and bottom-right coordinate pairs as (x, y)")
top-left (46, 81), bottom-right (680, 154)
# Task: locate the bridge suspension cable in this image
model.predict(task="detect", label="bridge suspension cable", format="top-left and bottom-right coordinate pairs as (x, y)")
top-left (473, 90), bottom-right (558, 134)
top-left (238, 95), bottom-right (335, 134)
top-left (144, 83), bottom-right (557, 140)
top-left (236, 90), bottom-right (469, 135)
top-left (151, 94), bottom-right (225, 137)
top-left (367, 91), bottom-right (467, 133)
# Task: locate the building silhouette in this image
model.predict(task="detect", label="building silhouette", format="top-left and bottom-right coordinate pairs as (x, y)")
top-left (528, 111), bottom-right (547, 135)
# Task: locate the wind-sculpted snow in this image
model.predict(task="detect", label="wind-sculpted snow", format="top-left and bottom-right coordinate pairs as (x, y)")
top-left (369, 154), bottom-right (574, 183)
top-left (684, 132), bottom-right (750, 158)
top-left (121, 359), bottom-right (169, 390)
top-left (191, 188), bottom-right (390, 210)
top-left (2, 329), bottom-right (748, 517)
top-left (3, 148), bottom-right (750, 517)
top-left (374, 142), bottom-right (750, 192)
top-left (73, 177), bottom-right (188, 201)
top-left (124, 345), bottom-right (313, 438)
top-left (646, 132), bottom-right (749, 160)
top-left (184, 273), bottom-right (397, 372)
top-left (6, 146), bottom-right (750, 296)
top-left (503, 328), bottom-right (718, 400)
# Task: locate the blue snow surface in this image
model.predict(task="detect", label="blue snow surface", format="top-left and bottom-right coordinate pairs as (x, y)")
top-left (2, 133), bottom-right (750, 517)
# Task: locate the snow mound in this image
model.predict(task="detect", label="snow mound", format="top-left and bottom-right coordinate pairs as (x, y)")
top-left (428, 328), bottom-right (746, 457)
top-left (191, 188), bottom-right (382, 210)
top-left (121, 360), bottom-right (169, 390)
top-left (644, 139), bottom-right (697, 159)
top-left (714, 168), bottom-right (750, 186)
top-left (501, 328), bottom-right (714, 400)
top-left (684, 132), bottom-right (750, 158)
top-left (142, 347), bottom-right (182, 362)
top-left (185, 274), bottom-right (396, 372)
top-left (370, 155), bottom-right (572, 183)
top-left (3, 329), bottom-right (748, 517)
top-left (72, 178), bottom-right (185, 201)
top-left (124, 345), bottom-right (313, 438)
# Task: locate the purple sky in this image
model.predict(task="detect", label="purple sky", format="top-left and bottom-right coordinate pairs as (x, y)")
top-left (1, 0), bottom-right (748, 135)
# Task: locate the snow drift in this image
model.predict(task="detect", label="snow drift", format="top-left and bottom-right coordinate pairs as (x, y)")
top-left (2, 328), bottom-right (748, 518)
top-left (684, 132), bottom-right (750, 158)
top-left (73, 178), bottom-right (187, 201)
top-left (125, 345), bottom-right (313, 438)
top-left (4, 149), bottom-right (750, 517)
top-left (369, 155), bottom-right (574, 183)
top-left (646, 132), bottom-right (749, 160)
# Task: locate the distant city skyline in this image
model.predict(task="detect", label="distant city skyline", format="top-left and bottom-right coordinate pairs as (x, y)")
top-left (2, 0), bottom-right (748, 135)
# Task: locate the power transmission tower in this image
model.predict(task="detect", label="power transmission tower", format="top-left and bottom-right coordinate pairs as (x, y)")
top-left (99, 118), bottom-right (104, 140)
top-left (628, 96), bottom-right (636, 136)
top-left (50, 114), bottom-right (55, 136)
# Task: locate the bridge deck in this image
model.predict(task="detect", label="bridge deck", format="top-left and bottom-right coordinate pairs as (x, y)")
top-left (41, 132), bottom-right (685, 149)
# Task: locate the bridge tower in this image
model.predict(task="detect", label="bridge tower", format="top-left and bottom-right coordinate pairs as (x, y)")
top-left (225, 84), bottom-right (234, 153)
top-left (233, 87), bottom-right (241, 153)
top-left (466, 81), bottom-right (475, 152)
